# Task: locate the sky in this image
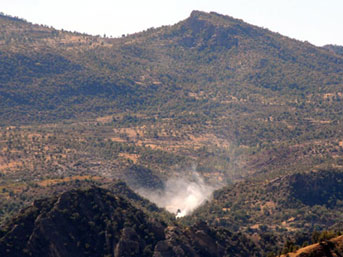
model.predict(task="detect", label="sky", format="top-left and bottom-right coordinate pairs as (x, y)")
top-left (1, 0), bottom-right (343, 46)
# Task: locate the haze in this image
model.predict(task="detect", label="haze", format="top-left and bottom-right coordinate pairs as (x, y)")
top-left (2, 0), bottom-right (343, 46)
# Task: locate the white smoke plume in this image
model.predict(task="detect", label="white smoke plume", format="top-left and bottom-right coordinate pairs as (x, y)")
top-left (137, 172), bottom-right (218, 218)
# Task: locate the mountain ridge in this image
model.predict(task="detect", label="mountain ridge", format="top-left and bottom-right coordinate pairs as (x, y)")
top-left (189, 169), bottom-right (343, 236)
top-left (1, 10), bottom-right (343, 125)
top-left (0, 186), bottom-right (264, 257)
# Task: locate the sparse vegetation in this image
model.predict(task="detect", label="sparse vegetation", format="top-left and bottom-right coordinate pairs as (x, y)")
top-left (1, 10), bottom-right (343, 256)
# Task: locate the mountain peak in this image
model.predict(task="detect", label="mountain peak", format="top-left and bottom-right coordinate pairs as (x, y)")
top-left (190, 10), bottom-right (207, 18)
top-left (173, 10), bottom-right (252, 49)
top-left (187, 10), bottom-right (238, 26)
top-left (190, 10), bottom-right (233, 19)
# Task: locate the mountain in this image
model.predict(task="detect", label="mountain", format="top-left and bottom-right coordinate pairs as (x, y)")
top-left (0, 186), bottom-right (263, 257)
top-left (1, 10), bottom-right (343, 183)
top-left (1, 11), bottom-right (343, 147)
top-left (1, 11), bottom-right (343, 255)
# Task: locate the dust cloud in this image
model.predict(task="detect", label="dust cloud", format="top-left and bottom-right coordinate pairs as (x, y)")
top-left (137, 172), bottom-right (219, 218)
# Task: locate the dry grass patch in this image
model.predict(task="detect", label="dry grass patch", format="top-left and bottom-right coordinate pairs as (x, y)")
top-left (37, 175), bottom-right (101, 187)
top-left (118, 153), bottom-right (139, 163)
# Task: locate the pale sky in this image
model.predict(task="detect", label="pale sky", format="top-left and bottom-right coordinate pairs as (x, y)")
top-left (1, 0), bottom-right (343, 46)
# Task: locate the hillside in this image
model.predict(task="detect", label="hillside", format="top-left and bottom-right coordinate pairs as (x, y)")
top-left (0, 186), bottom-right (263, 257)
top-left (1, 11), bottom-right (343, 147)
top-left (189, 169), bottom-right (343, 235)
top-left (2, 9), bottom-right (343, 157)
top-left (2, 179), bottom-right (343, 256)
top-left (281, 235), bottom-right (343, 257)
